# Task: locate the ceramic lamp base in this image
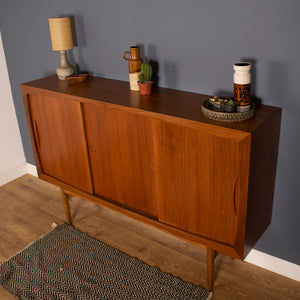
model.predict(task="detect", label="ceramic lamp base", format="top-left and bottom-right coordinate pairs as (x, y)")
top-left (57, 50), bottom-right (75, 80)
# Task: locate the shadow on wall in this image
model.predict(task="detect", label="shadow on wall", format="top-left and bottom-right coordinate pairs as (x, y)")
top-left (136, 43), bottom-right (145, 61)
top-left (139, 44), bottom-right (160, 87)
top-left (266, 61), bottom-right (288, 107)
top-left (124, 44), bottom-right (180, 90)
top-left (163, 61), bottom-right (178, 89)
top-left (215, 58), bottom-right (262, 104)
top-left (68, 14), bottom-right (90, 75)
top-left (241, 58), bottom-right (261, 105)
top-left (215, 89), bottom-right (234, 97)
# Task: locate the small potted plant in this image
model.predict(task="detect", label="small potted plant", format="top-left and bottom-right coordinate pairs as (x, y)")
top-left (138, 63), bottom-right (152, 95)
top-left (223, 98), bottom-right (237, 113)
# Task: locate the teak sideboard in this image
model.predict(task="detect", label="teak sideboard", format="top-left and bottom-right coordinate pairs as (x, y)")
top-left (21, 75), bottom-right (281, 290)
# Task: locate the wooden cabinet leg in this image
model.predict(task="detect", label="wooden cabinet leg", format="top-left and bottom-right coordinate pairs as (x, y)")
top-left (207, 248), bottom-right (215, 291)
top-left (60, 188), bottom-right (72, 225)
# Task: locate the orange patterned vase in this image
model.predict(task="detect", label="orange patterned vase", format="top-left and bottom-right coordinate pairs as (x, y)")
top-left (233, 62), bottom-right (251, 108)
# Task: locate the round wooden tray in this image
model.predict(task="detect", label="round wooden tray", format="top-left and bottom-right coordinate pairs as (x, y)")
top-left (201, 100), bottom-right (255, 122)
top-left (66, 73), bottom-right (89, 83)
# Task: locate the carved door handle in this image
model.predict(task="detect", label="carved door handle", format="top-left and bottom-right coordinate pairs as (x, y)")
top-left (33, 119), bottom-right (41, 149)
top-left (89, 145), bottom-right (96, 153)
top-left (233, 170), bottom-right (240, 217)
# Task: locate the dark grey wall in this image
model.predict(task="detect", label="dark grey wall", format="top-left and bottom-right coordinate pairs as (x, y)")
top-left (1, 0), bottom-right (299, 265)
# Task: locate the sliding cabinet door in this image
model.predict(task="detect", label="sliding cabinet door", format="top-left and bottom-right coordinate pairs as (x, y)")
top-left (29, 94), bottom-right (93, 193)
top-left (153, 120), bottom-right (251, 246)
top-left (84, 103), bottom-right (157, 217)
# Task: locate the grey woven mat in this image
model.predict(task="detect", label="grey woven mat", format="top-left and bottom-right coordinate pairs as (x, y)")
top-left (0, 223), bottom-right (211, 300)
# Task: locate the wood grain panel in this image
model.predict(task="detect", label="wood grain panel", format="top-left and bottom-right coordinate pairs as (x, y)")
top-left (29, 94), bottom-right (93, 193)
top-left (21, 75), bottom-right (281, 133)
top-left (153, 120), bottom-right (251, 246)
top-left (20, 75), bottom-right (281, 262)
top-left (244, 109), bottom-right (282, 257)
top-left (83, 102), bottom-right (157, 217)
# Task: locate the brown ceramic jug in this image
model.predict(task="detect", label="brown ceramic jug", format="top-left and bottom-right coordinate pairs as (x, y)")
top-left (123, 46), bottom-right (143, 73)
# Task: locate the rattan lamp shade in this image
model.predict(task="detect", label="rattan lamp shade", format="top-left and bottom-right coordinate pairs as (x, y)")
top-left (49, 17), bottom-right (73, 51)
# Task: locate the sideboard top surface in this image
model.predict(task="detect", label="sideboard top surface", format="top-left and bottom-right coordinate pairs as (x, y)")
top-left (21, 75), bottom-right (281, 133)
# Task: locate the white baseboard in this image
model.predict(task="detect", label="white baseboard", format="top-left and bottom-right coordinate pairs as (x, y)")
top-left (245, 249), bottom-right (300, 282)
top-left (0, 162), bottom-right (37, 186)
top-left (26, 163), bottom-right (38, 177)
top-left (1, 164), bottom-right (299, 282)
top-left (0, 163), bottom-right (28, 186)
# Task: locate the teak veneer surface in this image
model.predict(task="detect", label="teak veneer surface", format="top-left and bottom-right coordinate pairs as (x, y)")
top-left (83, 102), bottom-right (158, 217)
top-left (153, 119), bottom-right (251, 246)
top-left (21, 75), bottom-right (281, 133)
top-left (21, 75), bottom-right (282, 259)
top-left (29, 94), bottom-right (93, 194)
top-left (20, 75), bottom-right (282, 289)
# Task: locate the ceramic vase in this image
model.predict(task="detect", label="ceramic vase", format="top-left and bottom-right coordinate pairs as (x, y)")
top-left (123, 46), bottom-right (143, 91)
top-left (233, 62), bottom-right (251, 112)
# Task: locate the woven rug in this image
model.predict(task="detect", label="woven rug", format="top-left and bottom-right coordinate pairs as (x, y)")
top-left (0, 223), bottom-right (211, 300)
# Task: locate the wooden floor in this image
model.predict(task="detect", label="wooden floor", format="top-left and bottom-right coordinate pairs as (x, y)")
top-left (0, 175), bottom-right (299, 299)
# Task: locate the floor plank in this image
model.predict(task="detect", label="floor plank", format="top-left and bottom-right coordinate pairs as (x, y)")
top-left (0, 175), bottom-right (299, 299)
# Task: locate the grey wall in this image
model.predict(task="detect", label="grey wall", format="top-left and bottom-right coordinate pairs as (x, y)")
top-left (1, 0), bottom-right (299, 265)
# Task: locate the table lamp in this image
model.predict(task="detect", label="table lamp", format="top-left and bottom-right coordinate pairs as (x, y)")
top-left (48, 17), bottom-right (75, 80)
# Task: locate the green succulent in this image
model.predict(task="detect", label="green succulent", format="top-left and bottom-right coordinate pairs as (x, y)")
top-left (226, 99), bottom-right (236, 106)
top-left (138, 63), bottom-right (152, 83)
